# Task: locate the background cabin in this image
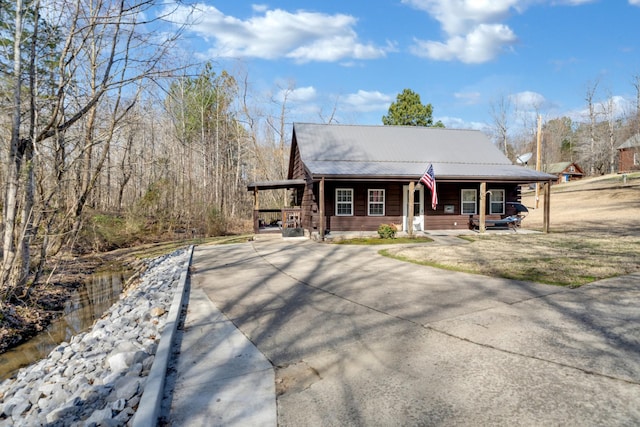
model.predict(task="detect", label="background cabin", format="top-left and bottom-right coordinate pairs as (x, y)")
top-left (618, 134), bottom-right (640, 173)
top-left (544, 162), bottom-right (585, 184)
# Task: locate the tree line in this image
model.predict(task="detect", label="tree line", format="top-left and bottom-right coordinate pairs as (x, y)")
top-left (489, 78), bottom-right (640, 174)
top-left (0, 0), bottom-right (291, 301)
top-left (1, 0), bottom-right (638, 302)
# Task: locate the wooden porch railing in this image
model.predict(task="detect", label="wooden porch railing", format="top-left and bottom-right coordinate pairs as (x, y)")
top-left (253, 208), bottom-right (302, 233)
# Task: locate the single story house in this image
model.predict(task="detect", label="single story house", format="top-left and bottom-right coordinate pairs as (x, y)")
top-left (618, 134), bottom-right (640, 173)
top-left (544, 162), bottom-right (585, 183)
top-left (249, 123), bottom-right (556, 238)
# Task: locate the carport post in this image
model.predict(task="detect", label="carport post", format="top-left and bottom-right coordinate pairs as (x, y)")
top-left (253, 188), bottom-right (259, 233)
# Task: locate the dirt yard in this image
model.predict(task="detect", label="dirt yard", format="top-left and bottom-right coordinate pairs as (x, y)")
top-left (386, 173), bottom-right (640, 286)
top-left (522, 173), bottom-right (640, 234)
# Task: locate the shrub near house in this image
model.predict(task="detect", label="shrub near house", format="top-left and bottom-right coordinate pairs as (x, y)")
top-left (377, 224), bottom-right (397, 239)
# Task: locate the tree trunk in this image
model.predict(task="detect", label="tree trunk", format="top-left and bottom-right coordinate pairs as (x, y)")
top-left (585, 81), bottom-right (599, 176)
top-left (1, 0), bottom-right (26, 298)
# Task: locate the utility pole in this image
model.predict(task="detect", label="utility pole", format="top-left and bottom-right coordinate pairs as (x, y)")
top-left (535, 115), bottom-right (542, 209)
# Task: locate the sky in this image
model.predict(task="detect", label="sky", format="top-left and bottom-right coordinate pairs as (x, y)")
top-left (162, 0), bottom-right (640, 136)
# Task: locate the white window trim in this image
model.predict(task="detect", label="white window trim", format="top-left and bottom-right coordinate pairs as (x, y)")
top-left (336, 188), bottom-right (354, 216)
top-left (634, 152), bottom-right (639, 166)
top-left (368, 189), bottom-right (385, 216)
top-left (461, 189), bottom-right (477, 215)
top-left (489, 189), bottom-right (505, 215)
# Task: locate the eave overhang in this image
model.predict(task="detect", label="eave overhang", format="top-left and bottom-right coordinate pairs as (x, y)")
top-left (247, 179), bottom-right (306, 191)
top-left (307, 174), bottom-right (555, 184)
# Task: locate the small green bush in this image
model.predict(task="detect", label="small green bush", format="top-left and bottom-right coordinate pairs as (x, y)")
top-left (377, 223), bottom-right (397, 239)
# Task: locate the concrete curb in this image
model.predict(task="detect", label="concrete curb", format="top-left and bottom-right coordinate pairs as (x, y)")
top-left (132, 245), bottom-right (194, 427)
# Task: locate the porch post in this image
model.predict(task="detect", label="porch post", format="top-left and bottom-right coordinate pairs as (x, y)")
top-left (543, 180), bottom-right (551, 233)
top-left (319, 177), bottom-right (325, 241)
top-left (479, 182), bottom-right (487, 233)
top-left (253, 188), bottom-right (259, 233)
top-left (408, 181), bottom-right (415, 237)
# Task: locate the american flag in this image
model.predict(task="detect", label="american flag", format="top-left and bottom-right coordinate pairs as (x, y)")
top-left (420, 164), bottom-right (438, 210)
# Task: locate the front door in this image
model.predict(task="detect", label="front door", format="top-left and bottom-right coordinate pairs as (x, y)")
top-left (403, 185), bottom-right (424, 231)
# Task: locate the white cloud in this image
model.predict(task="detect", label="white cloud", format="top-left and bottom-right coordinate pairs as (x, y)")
top-left (604, 96), bottom-right (633, 117)
top-left (560, 0), bottom-right (596, 5)
top-left (252, 4), bottom-right (268, 12)
top-left (630, 0), bottom-right (640, 6)
top-left (454, 91), bottom-right (482, 105)
top-left (342, 90), bottom-right (394, 112)
top-left (509, 91), bottom-right (546, 110)
top-left (404, 0), bottom-right (521, 63)
top-left (412, 23), bottom-right (516, 63)
top-left (568, 95), bottom-right (634, 121)
top-left (562, 95), bottom-right (635, 122)
top-left (405, 0), bottom-right (608, 63)
top-left (279, 86), bottom-right (317, 103)
top-left (403, 0), bottom-right (521, 34)
top-left (439, 116), bottom-right (488, 130)
top-left (163, 3), bottom-right (389, 63)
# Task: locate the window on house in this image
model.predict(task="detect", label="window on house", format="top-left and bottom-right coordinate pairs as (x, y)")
top-left (368, 189), bottom-right (385, 216)
top-left (634, 152), bottom-right (639, 166)
top-left (336, 188), bottom-right (353, 216)
top-left (489, 190), bottom-right (505, 215)
top-left (461, 189), bottom-right (477, 214)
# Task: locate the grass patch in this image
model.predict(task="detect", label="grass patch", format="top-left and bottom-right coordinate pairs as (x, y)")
top-left (379, 249), bottom-right (477, 275)
top-left (381, 231), bottom-right (640, 287)
top-left (333, 236), bottom-right (433, 245)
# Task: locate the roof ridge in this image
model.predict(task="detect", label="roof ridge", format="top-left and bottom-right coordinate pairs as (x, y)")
top-left (311, 159), bottom-right (512, 165)
top-left (294, 122), bottom-right (480, 132)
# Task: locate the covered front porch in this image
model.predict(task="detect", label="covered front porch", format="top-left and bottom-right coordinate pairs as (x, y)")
top-left (248, 177), bottom-right (553, 239)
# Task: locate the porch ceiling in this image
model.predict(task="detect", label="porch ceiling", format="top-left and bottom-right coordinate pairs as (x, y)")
top-left (247, 179), bottom-right (306, 191)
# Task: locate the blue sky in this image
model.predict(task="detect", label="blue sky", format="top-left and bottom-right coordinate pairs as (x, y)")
top-left (163, 0), bottom-right (640, 135)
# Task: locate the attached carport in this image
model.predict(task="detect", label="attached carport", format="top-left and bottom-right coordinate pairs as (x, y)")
top-left (247, 179), bottom-right (306, 234)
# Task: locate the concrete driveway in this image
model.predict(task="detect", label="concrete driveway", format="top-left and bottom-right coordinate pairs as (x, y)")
top-left (190, 236), bottom-right (640, 426)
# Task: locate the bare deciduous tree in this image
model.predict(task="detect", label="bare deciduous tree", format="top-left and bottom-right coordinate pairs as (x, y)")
top-left (489, 95), bottom-right (511, 156)
top-left (584, 79), bottom-right (602, 175)
top-left (1, 0), bottom-right (185, 298)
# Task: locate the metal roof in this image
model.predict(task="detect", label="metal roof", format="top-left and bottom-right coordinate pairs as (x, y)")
top-left (293, 123), bottom-right (556, 182)
top-left (544, 162), bottom-right (584, 175)
top-left (618, 134), bottom-right (640, 149)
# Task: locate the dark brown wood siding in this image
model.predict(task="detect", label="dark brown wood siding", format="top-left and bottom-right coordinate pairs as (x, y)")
top-left (289, 141), bottom-right (320, 232)
top-left (323, 182), bottom-right (403, 232)
top-left (619, 148), bottom-right (640, 173)
top-left (300, 177), bottom-right (317, 232)
top-left (289, 142), bottom-right (306, 180)
top-left (420, 183), bottom-right (520, 230)
top-left (319, 181), bottom-right (522, 232)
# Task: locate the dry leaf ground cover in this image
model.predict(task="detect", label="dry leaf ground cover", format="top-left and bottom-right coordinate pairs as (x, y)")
top-left (0, 236), bottom-right (251, 354)
top-left (384, 173), bottom-right (640, 287)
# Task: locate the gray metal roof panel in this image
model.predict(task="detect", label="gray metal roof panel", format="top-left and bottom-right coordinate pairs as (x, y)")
top-left (294, 123), bottom-right (555, 182)
top-left (294, 122), bottom-right (511, 165)
top-left (618, 134), bottom-right (640, 149)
